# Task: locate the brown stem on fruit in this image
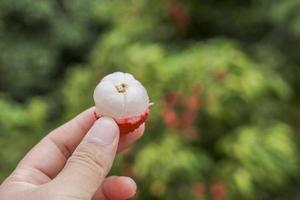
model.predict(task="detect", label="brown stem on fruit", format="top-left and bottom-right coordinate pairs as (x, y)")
top-left (116, 83), bottom-right (128, 93)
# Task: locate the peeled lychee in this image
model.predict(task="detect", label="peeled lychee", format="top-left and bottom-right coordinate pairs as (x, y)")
top-left (93, 72), bottom-right (151, 134)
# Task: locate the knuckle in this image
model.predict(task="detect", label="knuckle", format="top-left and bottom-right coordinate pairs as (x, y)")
top-left (68, 142), bottom-right (108, 176)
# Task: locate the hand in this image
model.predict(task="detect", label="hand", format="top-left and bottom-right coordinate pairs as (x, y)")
top-left (0, 107), bottom-right (144, 200)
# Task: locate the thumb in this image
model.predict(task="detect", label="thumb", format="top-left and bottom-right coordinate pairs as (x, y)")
top-left (53, 116), bottom-right (119, 198)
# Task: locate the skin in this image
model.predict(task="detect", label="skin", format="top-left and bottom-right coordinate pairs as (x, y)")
top-left (0, 107), bottom-right (145, 200)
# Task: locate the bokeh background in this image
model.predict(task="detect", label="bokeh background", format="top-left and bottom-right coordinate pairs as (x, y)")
top-left (1, 0), bottom-right (300, 199)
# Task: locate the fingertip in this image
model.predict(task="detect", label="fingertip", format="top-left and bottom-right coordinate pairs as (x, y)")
top-left (135, 123), bottom-right (145, 138)
top-left (103, 176), bottom-right (137, 199)
top-left (87, 116), bottom-right (120, 145)
top-left (118, 176), bottom-right (137, 197)
top-left (127, 123), bottom-right (145, 141)
top-left (117, 123), bottom-right (145, 152)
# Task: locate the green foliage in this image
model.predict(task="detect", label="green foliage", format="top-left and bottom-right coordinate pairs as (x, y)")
top-left (219, 123), bottom-right (298, 198)
top-left (135, 133), bottom-right (211, 199)
top-left (0, 97), bottom-right (47, 180)
top-left (0, 0), bottom-right (102, 100)
top-left (1, 0), bottom-right (300, 199)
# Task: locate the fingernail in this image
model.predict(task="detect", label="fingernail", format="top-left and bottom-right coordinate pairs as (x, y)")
top-left (123, 177), bottom-right (137, 197)
top-left (118, 177), bottom-right (137, 197)
top-left (88, 117), bottom-right (119, 145)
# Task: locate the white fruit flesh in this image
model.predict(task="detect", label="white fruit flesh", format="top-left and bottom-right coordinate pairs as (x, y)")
top-left (93, 72), bottom-right (149, 120)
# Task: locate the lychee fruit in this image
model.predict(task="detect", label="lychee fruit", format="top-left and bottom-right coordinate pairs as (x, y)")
top-left (93, 72), bottom-right (151, 134)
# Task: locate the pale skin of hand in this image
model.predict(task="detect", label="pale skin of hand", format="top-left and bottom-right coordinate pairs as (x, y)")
top-left (0, 107), bottom-right (145, 200)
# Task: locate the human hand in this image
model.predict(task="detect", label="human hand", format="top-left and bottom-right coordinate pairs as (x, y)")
top-left (0, 107), bottom-right (144, 200)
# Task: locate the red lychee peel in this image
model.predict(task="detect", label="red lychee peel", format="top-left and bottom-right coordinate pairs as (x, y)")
top-left (94, 108), bottom-right (149, 134)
